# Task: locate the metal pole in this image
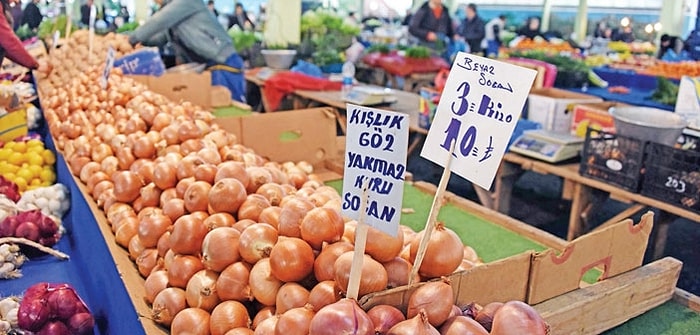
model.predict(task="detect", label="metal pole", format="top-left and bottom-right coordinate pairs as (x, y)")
top-left (541, 0), bottom-right (552, 32)
top-left (573, 0), bottom-right (588, 42)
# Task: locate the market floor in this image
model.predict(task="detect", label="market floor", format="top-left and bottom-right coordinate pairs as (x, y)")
top-left (406, 139), bottom-right (700, 297)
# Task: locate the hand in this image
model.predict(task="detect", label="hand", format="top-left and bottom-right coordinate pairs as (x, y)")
top-left (426, 32), bottom-right (437, 42)
top-left (36, 59), bottom-right (53, 76)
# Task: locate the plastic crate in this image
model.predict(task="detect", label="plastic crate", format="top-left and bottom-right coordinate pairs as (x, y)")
top-left (579, 127), bottom-right (646, 192)
top-left (641, 142), bottom-right (700, 214)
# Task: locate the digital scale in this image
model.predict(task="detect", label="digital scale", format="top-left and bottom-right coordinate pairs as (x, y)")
top-left (344, 86), bottom-right (398, 106)
top-left (510, 129), bottom-right (585, 163)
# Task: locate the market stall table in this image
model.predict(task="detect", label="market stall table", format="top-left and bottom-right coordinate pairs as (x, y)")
top-left (475, 152), bottom-right (700, 259)
top-left (361, 51), bottom-right (449, 92)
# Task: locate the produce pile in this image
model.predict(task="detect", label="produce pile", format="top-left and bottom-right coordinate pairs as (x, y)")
top-left (34, 32), bottom-right (547, 334)
top-left (15, 282), bottom-right (95, 335)
top-left (0, 139), bottom-right (57, 192)
top-left (509, 37), bottom-right (576, 53)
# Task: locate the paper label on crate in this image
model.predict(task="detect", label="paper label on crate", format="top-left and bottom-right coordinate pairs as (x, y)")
top-left (341, 104), bottom-right (408, 237)
top-left (420, 52), bottom-right (536, 190)
top-left (100, 46), bottom-right (116, 89)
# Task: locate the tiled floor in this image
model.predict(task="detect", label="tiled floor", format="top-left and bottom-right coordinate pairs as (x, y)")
top-left (407, 140), bottom-right (700, 297)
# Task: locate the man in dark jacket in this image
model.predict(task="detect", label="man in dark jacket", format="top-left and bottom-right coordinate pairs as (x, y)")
top-left (408, 0), bottom-right (453, 50)
top-left (457, 3), bottom-right (484, 54)
top-left (21, 0), bottom-right (42, 31)
top-left (128, 0), bottom-right (246, 103)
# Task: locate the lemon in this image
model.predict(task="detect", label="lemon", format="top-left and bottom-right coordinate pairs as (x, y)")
top-left (30, 178), bottom-right (42, 186)
top-left (7, 152), bottom-right (25, 166)
top-left (0, 148), bottom-right (11, 160)
top-left (27, 152), bottom-right (44, 166)
top-left (3, 141), bottom-right (15, 150)
top-left (14, 177), bottom-right (28, 191)
top-left (2, 172), bottom-right (16, 181)
top-left (28, 164), bottom-right (43, 178)
top-left (0, 164), bottom-right (18, 174)
top-left (27, 145), bottom-right (44, 154)
top-left (26, 139), bottom-right (43, 148)
top-left (40, 169), bottom-right (56, 184)
top-left (41, 149), bottom-right (56, 165)
top-left (12, 141), bottom-right (27, 153)
top-left (41, 180), bottom-right (53, 187)
top-left (16, 168), bottom-right (34, 182)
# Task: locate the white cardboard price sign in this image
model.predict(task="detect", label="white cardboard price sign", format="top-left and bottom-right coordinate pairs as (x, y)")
top-left (341, 104), bottom-right (409, 237)
top-left (421, 52), bottom-right (536, 190)
top-left (100, 46), bottom-right (116, 89)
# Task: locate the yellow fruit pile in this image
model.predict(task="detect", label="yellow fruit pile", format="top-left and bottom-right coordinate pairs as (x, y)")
top-left (0, 139), bottom-right (57, 192)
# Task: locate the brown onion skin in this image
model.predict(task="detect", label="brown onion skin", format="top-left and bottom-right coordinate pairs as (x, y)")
top-left (313, 241), bottom-right (353, 282)
top-left (409, 223), bottom-right (463, 278)
top-left (170, 214), bottom-right (208, 255)
top-left (439, 315), bottom-right (489, 335)
top-left (168, 255), bottom-right (204, 288)
top-left (210, 301), bottom-right (251, 335)
top-left (217, 261), bottom-right (253, 302)
top-left (274, 305), bottom-right (315, 335)
top-left (239, 223), bottom-right (278, 264)
top-left (383, 257), bottom-right (420, 288)
top-left (300, 207), bottom-right (344, 250)
top-left (406, 280), bottom-right (454, 327)
top-left (144, 270), bottom-right (170, 304)
top-left (387, 310), bottom-right (439, 335)
top-left (202, 227), bottom-right (241, 272)
top-left (170, 307), bottom-right (210, 335)
top-left (208, 178), bottom-right (247, 214)
top-left (367, 305), bottom-right (406, 335)
top-left (308, 280), bottom-right (341, 312)
top-left (224, 328), bottom-right (254, 335)
top-left (475, 302), bottom-right (503, 332)
top-left (254, 315), bottom-right (279, 335)
top-left (252, 306), bottom-right (276, 329)
top-left (275, 283), bottom-right (310, 314)
top-left (152, 287), bottom-right (187, 327)
top-left (334, 251), bottom-right (388, 297)
top-left (361, 225), bottom-right (404, 263)
top-left (249, 258), bottom-right (282, 306)
top-left (269, 237), bottom-right (315, 283)
top-left (308, 299), bottom-right (374, 335)
top-left (490, 301), bottom-right (548, 335)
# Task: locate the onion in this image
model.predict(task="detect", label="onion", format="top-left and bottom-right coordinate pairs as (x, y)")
top-left (275, 305), bottom-right (315, 335)
top-left (406, 279), bottom-right (454, 327)
top-left (409, 223), bottom-right (463, 278)
top-left (463, 245), bottom-right (480, 264)
top-left (198, 147), bottom-right (222, 165)
top-left (168, 255), bottom-right (204, 288)
top-left (80, 161), bottom-right (101, 183)
top-left (145, 270), bottom-right (170, 304)
top-left (194, 163), bottom-right (218, 184)
top-left (313, 241), bottom-right (353, 282)
top-left (152, 287), bottom-right (187, 327)
top-left (225, 328), bottom-right (253, 335)
top-left (202, 227), bottom-right (241, 272)
top-left (269, 237), bottom-right (315, 282)
top-left (278, 197), bottom-right (314, 238)
top-left (157, 231), bottom-right (172, 257)
top-left (67, 312), bottom-right (95, 335)
top-left (334, 251), bottom-right (388, 297)
top-left (239, 223), bottom-right (278, 264)
top-left (138, 211), bottom-right (172, 248)
top-left (47, 287), bottom-right (80, 320)
top-left (256, 183), bottom-right (286, 206)
top-left (171, 308), bottom-right (210, 335)
top-left (133, 136), bottom-right (156, 159)
top-left (178, 157), bottom-right (203, 181)
top-left (249, 258), bottom-right (282, 306)
top-left (254, 315), bottom-right (279, 335)
top-left (383, 257), bottom-right (420, 288)
top-left (232, 219), bottom-right (256, 233)
top-left (252, 306), bottom-right (276, 329)
top-left (129, 235), bottom-right (147, 260)
top-left (308, 280), bottom-right (341, 312)
top-left (137, 248), bottom-right (160, 277)
top-left (490, 301), bottom-right (548, 335)
top-left (37, 321), bottom-right (70, 335)
top-left (276, 283), bottom-right (310, 314)
top-left (217, 262), bottom-right (253, 301)
top-left (440, 315), bottom-right (489, 335)
top-left (245, 167), bottom-right (272, 193)
top-left (139, 182), bottom-right (162, 209)
top-left (184, 181), bottom-right (212, 213)
top-left (367, 305), bottom-right (406, 335)
top-left (300, 207), bottom-right (344, 250)
top-left (308, 299), bottom-right (373, 335)
top-left (258, 206), bottom-right (281, 229)
top-left (387, 310), bottom-right (439, 335)
top-left (361, 226), bottom-right (404, 263)
top-left (208, 178), bottom-right (247, 214)
top-left (210, 301), bottom-right (251, 335)
top-left (237, 194), bottom-right (271, 222)
top-left (115, 217), bottom-right (139, 248)
top-left (163, 198), bottom-right (187, 223)
top-left (112, 171), bottom-right (144, 203)
top-left (186, 270), bottom-right (220, 312)
top-left (342, 220), bottom-right (357, 243)
top-left (204, 213), bottom-right (236, 230)
top-left (215, 161), bottom-right (249, 187)
top-left (154, 162), bottom-right (178, 190)
top-left (170, 214), bottom-right (208, 255)
top-left (474, 302), bottom-right (503, 332)
top-left (176, 178), bottom-right (196, 199)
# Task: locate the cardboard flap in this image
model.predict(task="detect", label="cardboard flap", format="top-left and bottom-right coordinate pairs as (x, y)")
top-left (359, 251), bottom-right (533, 312)
top-left (238, 107), bottom-right (337, 166)
top-left (527, 213), bottom-right (654, 304)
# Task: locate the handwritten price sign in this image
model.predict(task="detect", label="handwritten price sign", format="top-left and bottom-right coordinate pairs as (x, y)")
top-left (341, 104), bottom-right (409, 237)
top-left (421, 52), bottom-right (536, 190)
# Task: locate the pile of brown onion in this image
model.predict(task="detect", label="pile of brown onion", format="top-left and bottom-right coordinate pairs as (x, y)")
top-left (36, 33), bottom-right (494, 335)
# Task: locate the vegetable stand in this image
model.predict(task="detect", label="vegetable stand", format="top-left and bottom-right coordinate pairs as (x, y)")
top-left (3, 121), bottom-right (145, 335)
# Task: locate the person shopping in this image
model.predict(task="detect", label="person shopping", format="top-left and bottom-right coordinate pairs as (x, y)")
top-left (408, 0), bottom-right (454, 49)
top-left (0, 0), bottom-right (50, 73)
top-left (128, 0), bottom-right (246, 103)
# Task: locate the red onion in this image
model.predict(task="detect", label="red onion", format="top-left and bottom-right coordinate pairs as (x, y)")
top-left (37, 320), bottom-right (70, 335)
top-left (308, 299), bottom-right (374, 335)
top-left (67, 313), bottom-right (95, 335)
top-left (0, 215), bottom-right (20, 237)
top-left (367, 305), bottom-right (405, 335)
top-left (0, 175), bottom-right (20, 202)
top-left (47, 288), bottom-right (80, 320)
top-left (474, 302), bottom-right (503, 332)
top-left (406, 279), bottom-right (454, 327)
top-left (490, 301), bottom-right (548, 335)
top-left (18, 298), bottom-right (51, 332)
top-left (387, 310), bottom-right (439, 335)
top-left (15, 221), bottom-right (41, 242)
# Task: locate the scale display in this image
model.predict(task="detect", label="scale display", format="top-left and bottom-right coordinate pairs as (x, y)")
top-left (510, 129), bottom-right (584, 163)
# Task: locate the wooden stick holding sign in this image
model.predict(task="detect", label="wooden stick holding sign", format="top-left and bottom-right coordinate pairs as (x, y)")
top-left (88, 5), bottom-right (96, 63)
top-left (345, 179), bottom-right (370, 301)
top-left (409, 141), bottom-right (455, 286)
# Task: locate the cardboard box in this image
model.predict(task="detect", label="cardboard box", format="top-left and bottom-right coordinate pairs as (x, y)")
top-left (128, 71), bottom-right (212, 109)
top-left (570, 102), bottom-right (628, 137)
top-left (210, 85), bottom-right (233, 108)
top-left (114, 48), bottom-right (166, 76)
top-left (527, 88), bottom-right (602, 133)
top-left (213, 107), bottom-right (338, 166)
top-left (360, 212), bottom-right (654, 310)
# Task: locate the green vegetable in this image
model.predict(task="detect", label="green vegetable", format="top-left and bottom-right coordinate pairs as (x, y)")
top-left (405, 46), bottom-right (431, 59)
top-left (36, 14), bottom-right (69, 40)
top-left (651, 77), bottom-right (679, 106)
top-left (509, 50), bottom-right (590, 88)
top-left (15, 24), bottom-right (34, 41)
top-left (228, 28), bottom-right (259, 51)
top-left (312, 49), bottom-right (342, 66)
top-left (116, 22), bottom-right (139, 33)
top-left (366, 44), bottom-right (391, 54)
